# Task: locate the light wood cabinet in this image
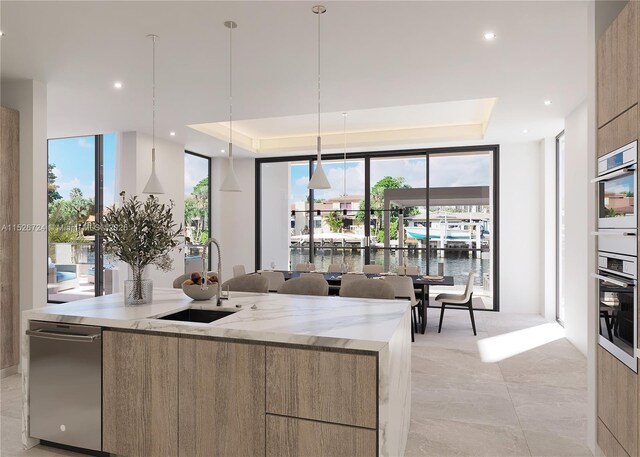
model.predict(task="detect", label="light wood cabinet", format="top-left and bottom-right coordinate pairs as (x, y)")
top-left (178, 338), bottom-right (266, 457)
top-left (597, 347), bottom-right (638, 457)
top-left (103, 331), bottom-right (178, 457)
top-left (0, 106), bottom-right (19, 370)
top-left (266, 415), bottom-right (376, 457)
top-left (599, 419), bottom-right (631, 457)
top-left (597, 1), bottom-right (639, 127)
top-left (597, 105), bottom-right (638, 158)
top-left (266, 346), bottom-right (377, 429)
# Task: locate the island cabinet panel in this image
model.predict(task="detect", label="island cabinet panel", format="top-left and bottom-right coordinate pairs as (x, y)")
top-left (266, 415), bottom-right (376, 457)
top-left (597, 347), bottom-right (638, 457)
top-left (266, 346), bottom-right (377, 429)
top-left (103, 331), bottom-right (178, 457)
top-left (178, 338), bottom-right (266, 457)
top-left (599, 419), bottom-right (630, 457)
top-left (597, 1), bottom-right (638, 128)
top-left (597, 104), bottom-right (638, 158)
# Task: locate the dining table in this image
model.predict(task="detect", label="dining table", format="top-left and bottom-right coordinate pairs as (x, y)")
top-left (264, 270), bottom-right (455, 334)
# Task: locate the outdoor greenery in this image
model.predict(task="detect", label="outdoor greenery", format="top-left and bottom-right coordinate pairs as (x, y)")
top-left (47, 167), bottom-right (94, 243)
top-left (324, 211), bottom-right (344, 233)
top-left (356, 176), bottom-right (419, 242)
top-left (184, 177), bottom-right (209, 244)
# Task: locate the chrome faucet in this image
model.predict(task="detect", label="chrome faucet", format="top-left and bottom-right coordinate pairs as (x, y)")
top-left (202, 238), bottom-right (222, 305)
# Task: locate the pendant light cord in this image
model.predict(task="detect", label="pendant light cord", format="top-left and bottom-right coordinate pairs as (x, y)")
top-left (152, 35), bottom-right (156, 154)
top-left (317, 9), bottom-right (321, 142)
top-left (229, 24), bottom-right (233, 150)
top-left (343, 113), bottom-right (347, 196)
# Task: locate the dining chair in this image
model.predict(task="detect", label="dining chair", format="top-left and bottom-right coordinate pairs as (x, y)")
top-left (294, 263), bottom-right (316, 272)
top-left (221, 274), bottom-right (269, 293)
top-left (173, 271), bottom-right (218, 288)
top-left (397, 265), bottom-right (419, 276)
top-left (327, 263), bottom-right (344, 273)
top-left (277, 276), bottom-right (329, 296)
top-left (300, 272), bottom-right (325, 279)
top-left (339, 273), bottom-right (365, 288)
top-left (259, 271), bottom-right (285, 292)
top-left (232, 265), bottom-right (246, 277)
top-left (362, 264), bottom-right (384, 274)
top-left (435, 272), bottom-right (476, 335)
top-left (339, 279), bottom-right (395, 300)
top-left (382, 275), bottom-right (419, 341)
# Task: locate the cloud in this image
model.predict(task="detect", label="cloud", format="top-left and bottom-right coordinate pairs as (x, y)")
top-left (57, 178), bottom-right (81, 191)
top-left (76, 137), bottom-right (94, 149)
top-left (184, 155), bottom-right (208, 195)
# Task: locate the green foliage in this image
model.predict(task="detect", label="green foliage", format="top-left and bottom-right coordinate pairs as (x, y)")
top-left (96, 192), bottom-right (183, 274)
top-left (324, 211), bottom-right (344, 233)
top-left (48, 163), bottom-right (62, 204)
top-left (48, 224), bottom-right (84, 243)
top-left (184, 177), bottom-right (209, 243)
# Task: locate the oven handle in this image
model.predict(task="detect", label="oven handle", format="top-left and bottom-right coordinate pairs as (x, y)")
top-left (591, 166), bottom-right (635, 183)
top-left (592, 273), bottom-right (632, 288)
top-left (592, 231), bottom-right (637, 237)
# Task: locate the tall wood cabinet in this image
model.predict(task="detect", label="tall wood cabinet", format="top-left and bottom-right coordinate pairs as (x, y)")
top-left (597, 2), bottom-right (640, 457)
top-left (0, 106), bottom-right (19, 371)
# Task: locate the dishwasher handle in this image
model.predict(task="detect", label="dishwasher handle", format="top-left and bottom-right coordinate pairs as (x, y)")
top-left (27, 328), bottom-right (101, 343)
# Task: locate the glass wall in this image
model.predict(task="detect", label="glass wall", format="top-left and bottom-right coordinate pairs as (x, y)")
top-left (257, 146), bottom-right (499, 310)
top-left (184, 152), bottom-right (211, 274)
top-left (47, 134), bottom-right (116, 302)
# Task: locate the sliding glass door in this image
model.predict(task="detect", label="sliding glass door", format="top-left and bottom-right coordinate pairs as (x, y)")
top-left (184, 151), bottom-right (212, 274)
top-left (47, 134), bottom-right (116, 302)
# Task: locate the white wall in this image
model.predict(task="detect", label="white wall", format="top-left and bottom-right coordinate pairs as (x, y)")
top-left (499, 142), bottom-right (544, 314)
top-left (1, 80), bottom-right (48, 317)
top-left (260, 161), bottom-right (291, 270)
top-left (541, 136), bottom-right (557, 321)
top-left (211, 157), bottom-right (255, 282)
top-left (562, 102), bottom-right (589, 357)
top-left (117, 131), bottom-right (185, 288)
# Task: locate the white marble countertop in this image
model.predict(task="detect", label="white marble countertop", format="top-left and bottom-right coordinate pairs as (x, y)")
top-left (23, 288), bottom-right (410, 352)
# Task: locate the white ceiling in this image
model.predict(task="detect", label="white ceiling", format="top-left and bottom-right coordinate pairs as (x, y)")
top-left (0, 1), bottom-right (589, 158)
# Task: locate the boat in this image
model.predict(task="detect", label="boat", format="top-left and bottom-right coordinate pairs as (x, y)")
top-left (405, 225), bottom-right (473, 241)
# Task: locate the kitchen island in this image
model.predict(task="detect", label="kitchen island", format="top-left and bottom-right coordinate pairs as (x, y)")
top-left (22, 288), bottom-right (411, 457)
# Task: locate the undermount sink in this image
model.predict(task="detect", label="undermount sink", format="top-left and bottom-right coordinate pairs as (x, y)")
top-left (157, 309), bottom-right (235, 323)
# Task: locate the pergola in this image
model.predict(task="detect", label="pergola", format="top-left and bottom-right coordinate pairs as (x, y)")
top-left (382, 186), bottom-right (491, 269)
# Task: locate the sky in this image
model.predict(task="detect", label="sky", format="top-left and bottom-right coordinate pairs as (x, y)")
top-left (184, 153), bottom-right (209, 196)
top-left (48, 133), bottom-right (117, 207)
top-left (289, 154), bottom-right (491, 203)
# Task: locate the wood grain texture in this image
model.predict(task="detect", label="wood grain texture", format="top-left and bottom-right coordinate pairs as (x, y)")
top-left (266, 415), bottom-right (376, 457)
top-left (598, 346), bottom-right (617, 433)
top-left (599, 419), bottom-right (630, 457)
top-left (178, 338), bottom-right (266, 457)
top-left (103, 331), bottom-right (178, 457)
top-left (597, 105), bottom-right (638, 158)
top-left (616, 1), bottom-right (638, 119)
top-left (615, 356), bottom-right (637, 456)
top-left (598, 14), bottom-right (618, 127)
top-left (266, 346), bottom-right (377, 429)
top-left (0, 106), bottom-right (19, 370)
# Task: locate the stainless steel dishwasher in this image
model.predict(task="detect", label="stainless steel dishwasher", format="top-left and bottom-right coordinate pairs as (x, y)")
top-left (28, 321), bottom-right (102, 451)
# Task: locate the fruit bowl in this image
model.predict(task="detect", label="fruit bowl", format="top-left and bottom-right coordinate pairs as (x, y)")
top-left (182, 282), bottom-right (219, 301)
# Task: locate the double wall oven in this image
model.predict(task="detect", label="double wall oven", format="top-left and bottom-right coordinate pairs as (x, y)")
top-left (594, 141), bottom-right (638, 372)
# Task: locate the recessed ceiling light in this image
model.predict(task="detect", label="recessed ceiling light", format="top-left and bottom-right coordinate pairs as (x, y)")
top-left (483, 32), bottom-right (496, 41)
top-left (170, 131), bottom-right (176, 136)
top-left (544, 100), bottom-right (552, 105)
top-left (113, 81), bottom-right (123, 89)
top-left (221, 149), bottom-right (225, 153)
top-left (523, 129), bottom-right (529, 134)
top-left (0, 31), bottom-right (5, 37)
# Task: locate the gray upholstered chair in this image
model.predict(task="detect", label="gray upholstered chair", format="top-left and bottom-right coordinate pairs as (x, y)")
top-left (362, 264), bottom-right (384, 274)
top-left (436, 272), bottom-right (476, 335)
top-left (221, 274), bottom-right (269, 293)
top-left (259, 271), bottom-right (285, 292)
top-left (232, 265), bottom-right (246, 277)
top-left (173, 271), bottom-right (217, 289)
top-left (294, 263), bottom-right (316, 272)
top-left (277, 276), bottom-right (329, 296)
top-left (382, 275), bottom-right (419, 341)
top-left (327, 263), bottom-right (345, 273)
top-left (339, 273), bottom-right (366, 289)
top-left (339, 278), bottom-right (395, 300)
top-left (397, 265), bottom-right (419, 276)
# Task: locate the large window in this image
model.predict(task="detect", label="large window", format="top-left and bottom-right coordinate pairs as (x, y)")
top-left (47, 134), bottom-right (116, 302)
top-left (257, 145), bottom-right (499, 310)
top-left (184, 151), bottom-right (211, 274)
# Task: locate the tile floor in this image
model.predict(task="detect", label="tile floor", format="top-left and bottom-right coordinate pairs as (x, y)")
top-left (1, 310), bottom-right (591, 457)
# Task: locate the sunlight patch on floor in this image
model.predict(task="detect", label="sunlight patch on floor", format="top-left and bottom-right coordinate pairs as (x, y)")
top-left (477, 322), bottom-right (565, 363)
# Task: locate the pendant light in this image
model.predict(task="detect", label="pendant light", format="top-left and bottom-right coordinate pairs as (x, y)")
top-left (308, 5), bottom-right (331, 190)
top-left (220, 20), bottom-right (242, 192)
top-left (143, 34), bottom-right (164, 195)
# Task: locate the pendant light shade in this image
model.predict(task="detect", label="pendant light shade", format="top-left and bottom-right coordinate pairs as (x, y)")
top-left (308, 5), bottom-right (330, 190)
top-left (220, 20), bottom-right (242, 192)
top-left (143, 34), bottom-right (164, 195)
